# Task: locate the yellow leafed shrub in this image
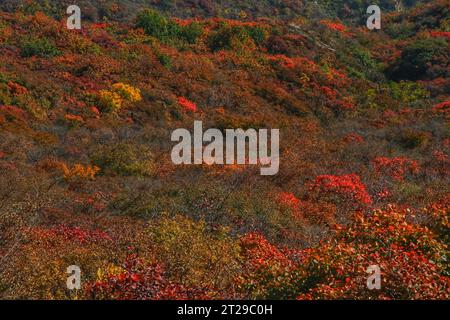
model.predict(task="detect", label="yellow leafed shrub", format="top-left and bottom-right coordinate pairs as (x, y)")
top-left (98, 83), bottom-right (141, 112)
top-left (98, 90), bottom-right (123, 112)
top-left (112, 83), bottom-right (142, 102)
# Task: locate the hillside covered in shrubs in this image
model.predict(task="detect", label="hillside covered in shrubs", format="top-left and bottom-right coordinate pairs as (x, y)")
top-left (0, 1), bottom-right (448, 299)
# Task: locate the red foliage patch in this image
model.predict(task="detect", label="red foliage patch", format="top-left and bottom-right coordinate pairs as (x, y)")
top-left (277, 192), bottom-right (301, 209)
top-left (239, 232), bottom-right (292, 269)
top-left (343, 132), bottom-right (365, 144)
top-left (297, 206), bottom-right (449, 299)
top-left (30, 225), bottom-right (111, 244)
top-left (178, 96), bottom-right (198, 112)
top-left (85, 255), bottom-right (207, 299)
top-left (309, 174), bottom-right (373, 205)
top-left (7, 81), bottom-right (28, 95)
top-left (430, 31), bottom-right (450, 39)
top-left (432, 100), bottom-right (450, 114)
top-left (320, 20), bottom-right (352, 36)
top-left (372, 157), bottom-right (420, 181)
top-left (0, 105), bottom-right (27, 121)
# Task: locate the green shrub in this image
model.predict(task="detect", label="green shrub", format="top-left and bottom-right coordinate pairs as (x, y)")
top-left (0, 72), bottom-right (8, 84)
top-left (179, 22), bottom-right (203, 44)
top-left (136, 9), bottom-right (174, 41)
top-left (91, 143), bottom-right (154, 177)
top-left (208, 24), bottom-right (267, 51)
top-left (20, 38), bottom-right (60, 58)
top-left (398, 130), bottom-right (429, 149)
top-left (208, 25), bottom-right (253, 51)
top-left (388, 81), bottom-right (429, 104)
top-left (394, 182), bottom-right (423, 202)
top-left (387, 38), bottom-right (449, 80)
top-left (246, 26), bottom-right (268, 45)
top-left (0, 82), bottom-right (12, 105)
top-left (136, 9), bottom-right (203, 44)
top-left (385, 22), bottom-right (416, 39)
top-left (158, 53), bottom-right (172, 68)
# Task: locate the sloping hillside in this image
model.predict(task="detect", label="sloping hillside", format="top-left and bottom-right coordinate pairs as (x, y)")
top-left (0, 1), bottom-right (448, 299)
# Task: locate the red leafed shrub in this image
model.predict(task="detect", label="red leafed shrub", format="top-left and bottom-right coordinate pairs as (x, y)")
top-left (372, 157), bottom-right (420, 181)
top-left (238, 232), bottom-right (299, 299)
top-left (297, 206), bottom-right (449, 299)
top-left (422, 196), bottom-right (450, 236)
top-left (335, 96), bottom-right (356, 110)
top-left (429, 150), bottom-right (450, 176)
top-left (91, 23), bottom-right (108, 29)
top-left (277, 192), bottom-right (319, 221)
top-left (0, 105), bottom-right (27, 121)
top-left (267, 54), bottom-right (297, 69)
top-left (85, 255), bottom-right (205, 300)
top-left (7, 81), bottom-right (28, 95)
top-left (320, 20), bottom-right (351, 36)
top-left (375, 188), bottom-right (391, 201)
top-left (178, 96), bottom-right (198, 112)
top-left (343, 132), bottom-right (365, 144)
top-left (239, 202), bottom-right (449, 299)
top-left (432, 100), bottom-right (450, 114)
top-left (277, 192), bottom-right (338, 224)
top-left (236, 203), bottom-right (449, 300)
top-left (308, 174), bottom-right (373, 206)
top-left (432, 150), bottom-right (449, 164)
top-left (430, 31), bottom-right (450, 39)
top-left (277, 192), bottom-right (301, 210)
top-left (64, 113), bottom-right (84, 123)
top-left (239, 232), bottom-right (292, 269)
top-left (321, 86), bottom-right (337, 99)
top-left (267, 54), bottom-right (320, 72)
top-left (30, 225), bottom-right (112, 244)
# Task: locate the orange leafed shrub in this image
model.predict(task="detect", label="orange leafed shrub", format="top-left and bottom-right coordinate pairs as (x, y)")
top-left (7, 81), bottom-right (28, 95)
top-left (91, 106), bottom-right (100, 115)
top-left (62, 163), bottom-right (100, 181)
top-left (64, 113), bottom-right (84, 123)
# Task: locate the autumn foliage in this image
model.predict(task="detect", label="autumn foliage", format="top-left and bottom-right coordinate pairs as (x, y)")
top-left (0, 1), bottom-right (448, 300)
